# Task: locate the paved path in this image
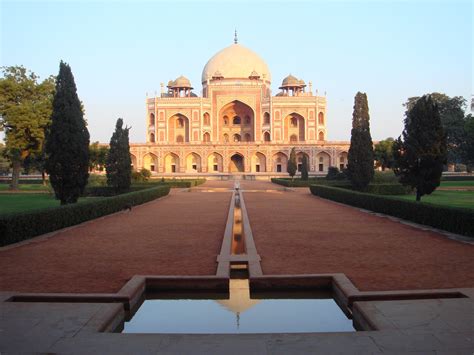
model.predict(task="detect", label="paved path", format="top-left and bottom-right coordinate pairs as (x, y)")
top-left (0, 189), bottom-right (231, 293)
top-left (244, 187), bottom-right (474, 291)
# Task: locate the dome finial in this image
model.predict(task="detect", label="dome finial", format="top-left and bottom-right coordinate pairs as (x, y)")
top-left (234, 29), bottom-right (238, 44)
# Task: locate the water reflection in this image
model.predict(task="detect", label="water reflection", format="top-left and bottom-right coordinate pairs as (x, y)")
top-left (123, 280), bottom-right (354, 334)
top-left (231, 193), bottom-right (246, 255)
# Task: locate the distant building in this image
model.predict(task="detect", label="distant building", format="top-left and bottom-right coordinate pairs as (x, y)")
top-left (130, 36), bottom-right (350, 176)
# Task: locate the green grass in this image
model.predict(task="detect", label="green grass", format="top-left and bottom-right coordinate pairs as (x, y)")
top-left (0, 183), bottom-right (51, 191)
top-left (0, 194), bottom-right (103, 214)
top-left (390, 190), bottom-right (474, 210)
top-left (440, 181), bottom-right (474, 188)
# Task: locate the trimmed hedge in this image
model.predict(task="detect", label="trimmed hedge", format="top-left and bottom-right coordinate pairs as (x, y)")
top-left (441, 175), bottom-right (474, 181)
top-left (0, 185), bottom-right (170, 247)
top-left (272, 178), bottom-right (409, 195)
top-left (271, 178), bottom-right (343, 188)
top-left (83, 185), bottom-right (146, 197)
top-left (0, 179), bottom-right (44, 184)
top-left (310, 185), bottom-right (474, 237)
top-left (365, 184), bottom-right (412, 195)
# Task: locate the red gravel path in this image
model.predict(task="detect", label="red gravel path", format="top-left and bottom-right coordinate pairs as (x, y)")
top-left (244, 189), bottom-right (474, 292)
top-left (0, 190), bottom-right (231, 293)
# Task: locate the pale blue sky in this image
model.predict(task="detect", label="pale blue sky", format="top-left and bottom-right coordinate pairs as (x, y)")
top-left (1, 0), bottom-right (472, 143)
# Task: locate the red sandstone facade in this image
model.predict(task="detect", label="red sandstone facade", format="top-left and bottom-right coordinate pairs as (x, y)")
top-left (130, 40), bottom-right (350, 176)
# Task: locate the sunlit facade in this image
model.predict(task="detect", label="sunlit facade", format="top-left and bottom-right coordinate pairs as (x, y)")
top-left (130, 38), bottom-right (349, 176)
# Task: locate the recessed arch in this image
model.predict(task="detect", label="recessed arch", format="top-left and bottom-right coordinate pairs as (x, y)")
top-left (251, 152), bottom-right (266, 172)
top-left (143, 153), bottom-right (158, 172)
top-left (229, 152), bottom-right (244, 173)
top-left (272, 152), bottom-right (288, 173)
top-left (149, 132), bottom-right (155, 143)
top-left (263, 112), bottom-right (270, 125)
top-left (296, 152), bottom-right (310, 172)
top-left (186, 152), bottom-right (202, 172)
top-left (284, 112), bottom-right (305, 142)
top-left (203, 132), bottom-right (210, 142)
top-left (263, 131), bottom-right (271, 142)
top-left (338, 151), bottom-right (348, 170)
top-left (207, 152), bottom-right (223, 172)
top-left (149, 113), bottom-right (155, 126)
top-left (318, 131), bottom-right (325, 141)
top-left (219, 100), bottom-right (254, 143)
top-left (316, 151), bottom-right (331, 172)
top-left (164, 152), bottom-right (180, 173)
top-left (130, 153), bottom-right (137, 171)
top-left (168, 114), bottom-right (190, 143)
top-left (203, 112), bottom-right (210, 126)
top-left (318, 112), bottom-right (325, 125)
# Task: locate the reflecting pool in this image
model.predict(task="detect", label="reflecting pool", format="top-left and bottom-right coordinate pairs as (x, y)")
top-left (123, 280), bottom-right (354, 333)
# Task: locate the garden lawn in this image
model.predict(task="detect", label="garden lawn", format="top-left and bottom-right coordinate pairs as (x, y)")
top-left (440, 181), bottom-right (474, 188)
top-left (390, 190), bottom-right (474, 210)
top-left (0, 184), bottom-right (50, 191)
top-left (0, 194), bottom-right (103, 214)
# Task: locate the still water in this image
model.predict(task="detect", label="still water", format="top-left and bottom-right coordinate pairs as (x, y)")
top-left (123, 280), bottom-right (354, 333)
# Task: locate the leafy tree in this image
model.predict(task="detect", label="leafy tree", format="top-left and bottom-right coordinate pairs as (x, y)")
top-left (347, 92), bottom-right (374, 190)
top-left (374, 137), bottom-right (395, 171)
top-left (89, 141), bottom-right (108, 172)
top-left (0, 143), bottom-right (10, 175)
top-left (106, 118), bottom-right (131, 192)
top-left (45, 61), bottom-right (89, 205)
top-left (0, 66), bottom-right (55, 189)
top-left (393, 95), bottom-right (447, 201)
top-left (405, 93), bottom-right (467, 166)
top-left (287, 147), bottom-right (297, 180)
top-left (301, 154), bottom-right (309, 180)
top-left (461, 114), bottom-right (474, 170)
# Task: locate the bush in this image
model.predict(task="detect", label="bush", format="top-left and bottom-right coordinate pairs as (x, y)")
top-left (272, 178), bottom-right (349, 188)
top-left (372, 170), bottom-right (399, 184)
top-left (326, 167), bottom-right (347, 180)
top-left (365, 184), bottom-right (412, 195)
top-left (132, 168), bottom-right (151, 183)
top-left (309, 185), bottom-right (474, 237)
top-left (441, 175), bottom-right (474, 181)
top-left (0, 185), bottom-right (170, 246)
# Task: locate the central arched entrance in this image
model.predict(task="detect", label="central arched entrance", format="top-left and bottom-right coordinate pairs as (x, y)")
top-left (229, 153), bottom-right (244, 173)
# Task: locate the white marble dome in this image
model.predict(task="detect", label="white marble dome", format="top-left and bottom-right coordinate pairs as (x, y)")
top-left (202, 43), bottom-right (271, 83)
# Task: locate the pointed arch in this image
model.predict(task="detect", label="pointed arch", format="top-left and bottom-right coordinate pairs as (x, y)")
top-left (168, 114), bottom-right (190, 143)
top-left (283, 112), bottom-right (305, 142)
top-left (130, 153), bottom-right (137, 171)
top-left (164, 152), bottom-right (180, 173)
top-left (219, 100), bottom-right (255, 143)
top-left (272, 152), bottom-right (288, 173)
top-left (251, 152), bottom-right (266, 172)
top-left (207, 152), bottom-right (223, 172)
top-left (186, 152), bottom-right (202, 172)
top-left (143, 153), bottom-right (158, 172)
top-left (316, 151), bottom-right (331, 172)
top-left (229, 152), bottom-right (245, 173)
top-left (263, 131), bottom-right (271, 142)
top-left (318, 131), bottom-right (325, 141)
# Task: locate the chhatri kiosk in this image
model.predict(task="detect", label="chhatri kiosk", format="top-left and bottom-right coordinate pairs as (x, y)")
top-left (130, 35), bottom-right (349, 177)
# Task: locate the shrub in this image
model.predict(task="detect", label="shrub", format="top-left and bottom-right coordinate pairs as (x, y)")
top-left (272, 178), bottom-right (349, 188)
top-left (326, 167), bottom-right (347, 180)
top-left (365, 184), bottom-right (412, 195)
top-left (131, 168), bottom-right (151, 183)
top-left (441, 175), bottom-right (474, 181)
top-left (0, 185), bottom-right (170, 246)
top-left (372, 170), bottom-right (399, 184)
top-left (309, 185), bottom-right (474, 237)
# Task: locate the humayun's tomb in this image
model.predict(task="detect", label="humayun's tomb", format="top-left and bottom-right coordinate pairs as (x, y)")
top-left (129, 35), bottom-right (350, 178)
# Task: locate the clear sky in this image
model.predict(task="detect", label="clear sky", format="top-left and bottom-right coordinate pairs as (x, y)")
top-left (1, 0), bottom-right (472, 143)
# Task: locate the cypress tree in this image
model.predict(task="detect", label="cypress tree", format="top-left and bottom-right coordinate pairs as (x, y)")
top-left (106, 118), bottom-right (132, 192)
top-left (347, 92), bottom-right (374, 190)
top-left (301, 154), bottom-right (309, 180)
top-left (287, 147), bottom-right (297, 181)
top-left (393, 95), bottom-right (447, 201)
top-left (45, 61), bottom-right (89, 204)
